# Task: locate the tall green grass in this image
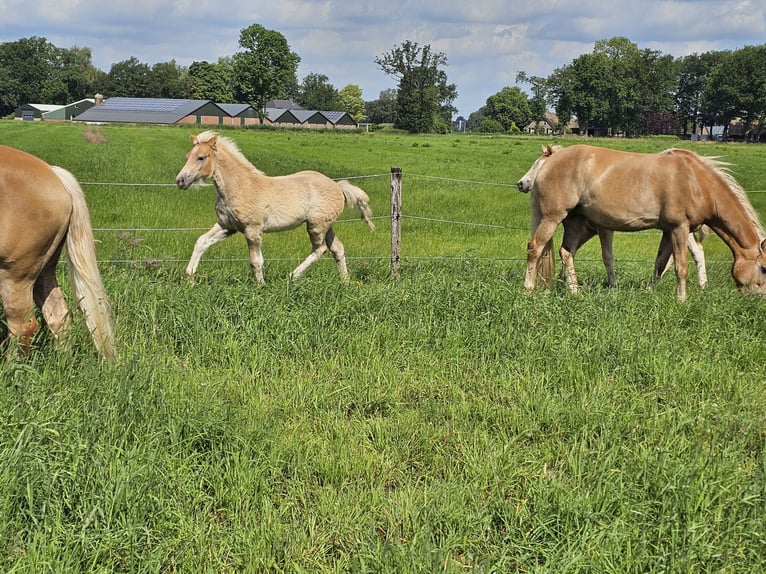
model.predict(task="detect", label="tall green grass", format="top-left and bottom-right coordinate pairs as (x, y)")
top-left (1, 123), bottom-right (765, 572)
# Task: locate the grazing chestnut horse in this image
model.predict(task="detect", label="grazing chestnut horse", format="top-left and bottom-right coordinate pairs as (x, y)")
top-left (175, 131), bottom-right (375, 283)
top-left (517, 144), bottom-right (766, 301)
top-left (0, 145), bottom-right (115, 356)
top-left (518, 145), bottom-right (709, 289)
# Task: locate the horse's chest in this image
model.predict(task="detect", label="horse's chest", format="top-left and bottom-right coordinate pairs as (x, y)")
top-left (214, 195), bottom-right (244, 231)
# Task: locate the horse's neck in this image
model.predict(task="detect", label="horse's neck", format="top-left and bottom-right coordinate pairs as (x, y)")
top-left (708, 202), bottom-right (763, 258)
top-left (212, 151), bottom-right (261, 197)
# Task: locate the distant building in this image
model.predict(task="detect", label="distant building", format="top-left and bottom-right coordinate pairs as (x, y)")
top-left (15, 103), bottom-right (62, 121)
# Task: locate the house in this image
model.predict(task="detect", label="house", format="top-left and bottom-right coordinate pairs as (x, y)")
top-left (72, 97), bottom-right (229, 125)
top-left (525, 111), bottom-right (581, 135)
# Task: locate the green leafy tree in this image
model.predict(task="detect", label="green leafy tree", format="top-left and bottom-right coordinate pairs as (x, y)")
top-left (675, 51), bottom-right (725, 136)
top-left (516, 72), bottom-right (548, 123)
top-left (375, 41), bottom-right (457, 133)
top-left (104, 57), bottom-right (152, 97)
top-left (483, 86), bottom-right (532, 132)
top-left (337, 84), bottom-right (365, 121)
top-left (233, 24), bottom-right (300, 118)
top-left (298, 73), bottom-right (338, 110)
top-left (365, 89), bottom-right (397, 124)
top-left (150, 60), bottom-right (187, 98)
top-left (187, 59), bottom-right (234, 102)
top-left (704, 45), bottom-right (766, 141)
top-left (0, 38), bottom-right (100, 113)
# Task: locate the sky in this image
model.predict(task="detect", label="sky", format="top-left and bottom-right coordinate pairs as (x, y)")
top-left (1, 0), bottom-right (765, 118)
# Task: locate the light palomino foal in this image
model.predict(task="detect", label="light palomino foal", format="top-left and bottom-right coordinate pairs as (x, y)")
top-left (176, 131), bottom-right (375, 283)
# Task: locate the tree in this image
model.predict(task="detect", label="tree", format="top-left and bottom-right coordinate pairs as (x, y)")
top-left (337, 84), bottom-right (365, 121)
top-left (298, 73), bottom-right (338, 110)
top-left (675, 51), bottom-right (724, 136)
top-left (233, 24), bottom-right (300, 118)
top-left (150, 60), bottom-right (187, 98)
top-left (187, 59), bottom-right (234, 102)
top-left (104, 57), bottom-right (152, 97)
top-left (516, 71), bottom-right (548, 123)
top-left (375, 41), bottom-right (457, 133)
top-left (704, 45), bottom-right (766, 141)
top-left (365, 88), bottom-right (397, 124)
top-left (483, 86), bottom-right (532, 132)
top-left (0, 37), bottom-right (82, 115)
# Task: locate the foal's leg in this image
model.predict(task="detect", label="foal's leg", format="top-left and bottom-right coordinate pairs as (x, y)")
top-left (0, 276), bottom-right (39, 354)
top-left (597, 229), bottom-right (616, 287)
top-left (34, 263), bottom-right (72, 345)
top-left (687, 233), bottom-right (707, 288)
top-left (187, 223), bottom-right (235, 276)
top-left (290, 223), bottom-right (329, 281)
top-left (243, 227), bottom-right (265, 284)
top-left (670, 227), bottom-right (690, 302)
top-left (560, 215), bottom-right (600, 292)
top-left (324, 227), bottom-right (349, 281)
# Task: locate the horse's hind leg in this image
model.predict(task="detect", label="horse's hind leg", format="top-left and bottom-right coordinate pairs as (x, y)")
top-left (291, 224), bottom-right (329, 281)
top-left (34, 263), bottom-right (72, 346)
top-left (688, 233), bottom-right (707, 288)
top-left (324, 227), bottom-right (349, 281)
top-left (0, 276), bottom-right (40, 354)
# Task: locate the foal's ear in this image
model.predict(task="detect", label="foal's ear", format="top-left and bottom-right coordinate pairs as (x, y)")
top-left (542, 144), bottom-right (554, 157)
top-left (190, 133), bottom-right (199, 145)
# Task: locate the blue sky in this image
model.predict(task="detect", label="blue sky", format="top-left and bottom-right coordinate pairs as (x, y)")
top-left (1, 0), bottom-right (764, 117)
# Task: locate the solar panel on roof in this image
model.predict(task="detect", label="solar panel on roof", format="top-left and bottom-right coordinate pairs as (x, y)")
top-left (100, 98), bottom-right (191, 112)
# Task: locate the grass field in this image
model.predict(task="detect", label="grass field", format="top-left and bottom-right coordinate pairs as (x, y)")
top-left (1, 122), bottom-right (765, 572)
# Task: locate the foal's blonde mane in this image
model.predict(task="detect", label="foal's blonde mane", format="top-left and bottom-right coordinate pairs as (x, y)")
top-left (196, 130), bottom-right (265, 176)
top-left (664, 148), bottom-right (765, 237)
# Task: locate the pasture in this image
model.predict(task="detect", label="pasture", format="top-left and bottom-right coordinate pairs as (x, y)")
top-left (1, 122), bottom-right (765, 572)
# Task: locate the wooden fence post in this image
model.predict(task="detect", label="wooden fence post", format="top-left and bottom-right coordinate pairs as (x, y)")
top-left (390, 166), bottom-right (402, 279)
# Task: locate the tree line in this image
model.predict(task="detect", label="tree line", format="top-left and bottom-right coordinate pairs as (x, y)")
top-left (2, 28), bottom-right (765, 138)
top-left (472, 37), bottom-right (766, 141)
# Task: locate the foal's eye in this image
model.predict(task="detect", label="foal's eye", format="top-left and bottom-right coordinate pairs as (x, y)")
top-left (197, 155), bottom-right (206, 162)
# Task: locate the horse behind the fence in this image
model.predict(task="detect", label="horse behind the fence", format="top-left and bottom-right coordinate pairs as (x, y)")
top-left (517, 144), bottom-right (766, 300)
top-left (176, 131), bottom-right (375, 283)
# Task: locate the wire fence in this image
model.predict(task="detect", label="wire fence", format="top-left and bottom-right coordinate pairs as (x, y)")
top-left (82, 172), bottom-right (766, 270)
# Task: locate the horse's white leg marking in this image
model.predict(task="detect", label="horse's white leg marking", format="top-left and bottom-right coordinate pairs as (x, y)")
top-left (559, 246), bottom-right (579, 293)
top-left (688, 234), bottom-right (707, 288)
top-left (671, 227), bottom-right (690, 302)
top-left (187, 223), bottom-right (234, 276)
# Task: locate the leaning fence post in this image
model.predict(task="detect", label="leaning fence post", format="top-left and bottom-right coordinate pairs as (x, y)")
top-left (390, 166), bottom-right (402, 279)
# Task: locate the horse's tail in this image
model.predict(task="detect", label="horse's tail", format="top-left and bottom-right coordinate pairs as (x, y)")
top-left (530, 189), bottom-right (554, 288)
top-left (338, 180), bottom-right (376, 231)
top-left (52, 166), bottom-right (116, 358)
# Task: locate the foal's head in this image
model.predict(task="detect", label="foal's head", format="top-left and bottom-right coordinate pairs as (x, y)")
top-left (176, 132), bottom-right (219, 190)
top-left (516, 144), bottom-right (561, 193)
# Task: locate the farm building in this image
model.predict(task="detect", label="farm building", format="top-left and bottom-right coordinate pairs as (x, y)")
top-left (41, 99), bottom-right (96, 121)
top-left (15, 103), bottom-right (63, 121)
top-left (72, 97), bottom-right (229, 125)
top-left (68, 97), bottom-right (358, 129)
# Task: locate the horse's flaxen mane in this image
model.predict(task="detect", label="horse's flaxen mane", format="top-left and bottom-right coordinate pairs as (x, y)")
top-left (196, 130), bottom-right (265, 176)
top-left (662, 148), bottom-right (765, 237)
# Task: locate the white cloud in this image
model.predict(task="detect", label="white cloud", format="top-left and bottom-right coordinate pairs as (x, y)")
top-left (1, 0), bottom-right (764, 116)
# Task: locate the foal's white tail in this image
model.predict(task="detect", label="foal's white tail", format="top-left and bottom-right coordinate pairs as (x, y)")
top-left (338, 180), bottom-right (376, 231)
top-left (52, 166), bottom-right (116, 358)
